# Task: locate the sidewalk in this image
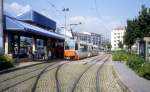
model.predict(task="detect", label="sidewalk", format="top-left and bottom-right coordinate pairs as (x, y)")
top-left (113, 62), bottom-right (150, 92)
top-left (0, 61), bottom-right (44, 74)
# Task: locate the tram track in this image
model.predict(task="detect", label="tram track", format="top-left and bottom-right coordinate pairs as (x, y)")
top-left (83, 55), bottom-right (102, 65)
top-left (32, 55), bottom-right (101, 92)
top-left (54, 55), bottom-right (102, 92)
top-left (0, 62), bottom-right (57, 84)
top-left (96, 55), bottom-right (110, 92)
top-left (32, 61), bottom-right (71, 92)
top-left (71, 55), bottom-right (108, 92)
top-left (55, 62), bottom-right (69, 92)
top-left (0, 56), bottom-right (101, 92)
top-left (0, 55), bottom-right (107, 92)
top-left (54, 55), bottom-right (103, 92)
top-left (31, 62), bottom-right (64, 92)
top-left (0, 61), bottom-right (68, 92)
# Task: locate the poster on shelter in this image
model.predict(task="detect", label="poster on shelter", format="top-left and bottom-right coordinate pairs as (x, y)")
top-left (139, 42), bottom-right (145, 57)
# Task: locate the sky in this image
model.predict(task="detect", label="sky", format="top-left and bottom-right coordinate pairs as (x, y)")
top-left (4, 0), bottom-right (150, 39)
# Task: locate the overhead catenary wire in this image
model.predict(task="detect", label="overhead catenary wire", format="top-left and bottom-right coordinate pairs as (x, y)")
top-left (46, 0), bottom-right (67, 27)
top-left (47, 0), bottom-right (64, 16)
top-left (93, 0), bottom-right (111, 38)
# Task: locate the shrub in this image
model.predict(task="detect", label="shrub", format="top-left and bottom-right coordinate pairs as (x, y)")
top-left (126, 55), bottom-right (145, 71)
top-left (112, 51), bottom-right (128, 61)
top-left (0, 55), bottom-right (14, 70)
top-left (112, 51), bottom-right (150, 80)
top-left (138, 63), bottom-right (150, 80)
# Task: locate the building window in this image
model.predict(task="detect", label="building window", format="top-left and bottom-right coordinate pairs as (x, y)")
top-left (20, 36), bottom-right (32, 58)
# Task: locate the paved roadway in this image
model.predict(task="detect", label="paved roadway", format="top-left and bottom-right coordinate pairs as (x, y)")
top-left (0, 54), bottom-right (127, 92)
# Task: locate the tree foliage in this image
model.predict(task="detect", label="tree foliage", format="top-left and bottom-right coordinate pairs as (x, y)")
top-left (124, 5), bottom-right (150, 48)
top-left (107, 43), bottom-right (112, 50)
top-left (118, 41), bottom-right (123, 49)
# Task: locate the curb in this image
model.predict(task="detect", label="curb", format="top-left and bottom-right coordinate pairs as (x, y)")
top-left (0, 62), bottom-right (44, 75)
top-left (112, 62), bottom-right (134, 92)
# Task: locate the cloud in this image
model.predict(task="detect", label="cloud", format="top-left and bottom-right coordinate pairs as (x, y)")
top-left (67, 16), bottom-right (123, 38)
top-left (4, 2), bottom-right (31, 16)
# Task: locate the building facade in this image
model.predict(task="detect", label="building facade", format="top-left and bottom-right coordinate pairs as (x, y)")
top-left (3, 10), bottom-right (65, 61)
top-left (72, 32), bottom-right (102, 47)
top-left (111, 27), bottom-right (126, 51)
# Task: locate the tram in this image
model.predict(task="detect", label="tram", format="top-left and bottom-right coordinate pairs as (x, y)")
top-left (64, 39), bottom-right (99, 60)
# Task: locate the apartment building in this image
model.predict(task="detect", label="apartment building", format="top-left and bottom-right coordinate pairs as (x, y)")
top-left (111, 27), bottom-right (126, 51)
top-left (72, 32), bottom-right (102, 47)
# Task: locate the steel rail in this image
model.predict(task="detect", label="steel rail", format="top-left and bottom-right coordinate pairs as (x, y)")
top-left (71, 55), bottom-right (107, 92)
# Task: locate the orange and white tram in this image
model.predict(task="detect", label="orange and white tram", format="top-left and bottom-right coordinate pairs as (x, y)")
top-left (64, 39), bottom-right (99, 60)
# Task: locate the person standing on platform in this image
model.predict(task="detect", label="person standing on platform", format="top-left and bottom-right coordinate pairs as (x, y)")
top-left (48, 49), bottom-right (52, 60)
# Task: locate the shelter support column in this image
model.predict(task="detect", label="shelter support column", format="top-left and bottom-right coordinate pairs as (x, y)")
top-left (4, 33), bottom-right (8, 54)
top-left (32, 37), bottom-right (36, 53)
top-left (44, 39), bottom-right (48, 60)
top-left (145, 41), bottom-right (148, 60)
top-left (144, 37), bottom-right (150, 62)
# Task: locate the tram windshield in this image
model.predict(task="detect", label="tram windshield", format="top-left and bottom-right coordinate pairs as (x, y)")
top-left (65, 41), bottom-right (75, 50)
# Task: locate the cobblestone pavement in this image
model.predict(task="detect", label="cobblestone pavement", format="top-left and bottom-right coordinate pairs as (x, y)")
top-left (99, 58), bottom-right (125, 92)
top-left (0, 54), bottom-right (130, 92)
top-left (73, 56), bottom-right (107, 92)
top-left (0, 62), bottom-right (63, 92)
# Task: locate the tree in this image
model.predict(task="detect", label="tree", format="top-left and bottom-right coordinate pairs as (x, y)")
top-left (107, 43), bottom-right (112, 50)
top-left (138, 5), bottom-right (150, 37)
top-left (124, 19), bottom-right (138, 50)
top-left (124, 5), bottom-right (150, 51)
top-left (118, 41), bottom-right (123, 49)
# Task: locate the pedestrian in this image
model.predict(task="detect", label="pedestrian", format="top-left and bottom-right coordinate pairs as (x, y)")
top-left (41, 49), bottom-right (45, 60)
top-left (48, 49), bottom-right (52, 60)
top-left (27, 47), bottom-right (33, 61)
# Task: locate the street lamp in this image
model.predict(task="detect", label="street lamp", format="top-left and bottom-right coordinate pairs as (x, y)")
top-left (69, 22), bottom-right (82, 26)
top-left (69, 22), bottom-right (82, 39)
top-left (62, 8), bottom-right (69, 37)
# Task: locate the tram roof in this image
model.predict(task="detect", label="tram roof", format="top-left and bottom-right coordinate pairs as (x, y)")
top-left (4, 15), bottom-right (65, 40)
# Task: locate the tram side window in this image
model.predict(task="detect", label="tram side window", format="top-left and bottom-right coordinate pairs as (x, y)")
top-left (65, 45), bottom-right (69, 50)
top-left (80, 44), bottom-right (87, 52)
top-left (65, 41), bottom-right (75, 50)
top-left (85, 45), bottom-right (88, 52)
top-left (65, 42), bottom-right (70, 50)
top-left (75, 43), bottom-right (78, 50)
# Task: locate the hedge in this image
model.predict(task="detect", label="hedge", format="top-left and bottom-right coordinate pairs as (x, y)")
top-left (112, 51), bottom-right (128, 61)
top-left (112, 51), bottom-right (150, 80)
top-left (0, 55), bottom-right (14, 70)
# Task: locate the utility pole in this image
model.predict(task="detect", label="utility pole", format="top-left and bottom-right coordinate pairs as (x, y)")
top-left (0, 0), bottom-right (3, 55)
top-left (62, 8), bottom-right (69, 38)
